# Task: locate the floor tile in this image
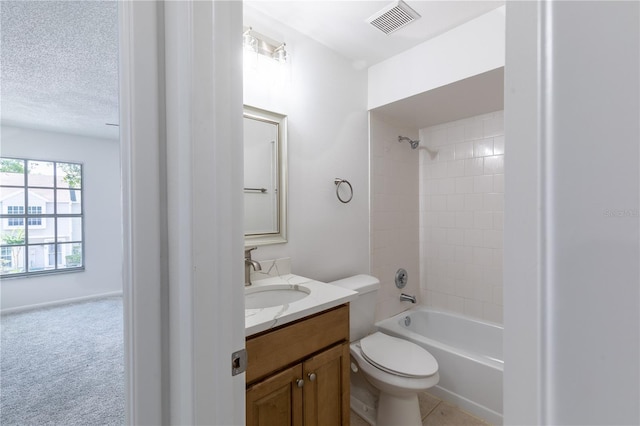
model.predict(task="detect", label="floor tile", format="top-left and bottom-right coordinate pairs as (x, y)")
top-left (351, 410), bottom-right (371, 426)
top-left (419, 391), bottom-right (441, 419)
top-left (422, 401), bottom-right (489, 426)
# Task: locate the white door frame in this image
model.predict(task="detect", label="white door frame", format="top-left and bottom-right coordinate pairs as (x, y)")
top-left (119, 2), bottom-right (165, 424)
top-left (119, 1), bottom-right (245, 424)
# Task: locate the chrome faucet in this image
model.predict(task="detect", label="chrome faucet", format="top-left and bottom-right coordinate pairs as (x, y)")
top-left (400, 293), bottom-right (417, 303)
top-left (244, 246), bottom-right (262, 286)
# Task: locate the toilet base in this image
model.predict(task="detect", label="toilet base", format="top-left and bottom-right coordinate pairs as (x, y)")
top-left (377, 392), bottom-right (422, 426)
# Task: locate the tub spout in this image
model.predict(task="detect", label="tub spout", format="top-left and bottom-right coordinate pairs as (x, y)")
top-left (400, 293), bottom-right (417, 303)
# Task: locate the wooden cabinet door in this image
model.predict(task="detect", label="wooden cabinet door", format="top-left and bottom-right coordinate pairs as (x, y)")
top-left (302, 343), bottom-right (350, 426)
top-left (246, 364), bottom-right (304, 426)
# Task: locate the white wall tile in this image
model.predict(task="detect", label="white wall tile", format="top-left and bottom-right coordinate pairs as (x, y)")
top-left (464, 193), bottom-right (484, 211)
top-left (484, 193), bottom-right (504, 211)
top-left (493, 135), bottom-right (505, 155)
top-left (437, 145), bottom-right (455, 162)
top-left (430, 194), bottom-right (447, 211)
top-left (473, 175), bottom-right (493, 193)
top-left (418, 111), bottom-right (504, 324)
top-left (493, 174), bottom-right (504, 193)
top-left (464, 121), bottom-right (484, 141)
top-left (446, 194), bottom-right (465, 211)
top-left (455, 176), bottom-right (474, 194)
top-left (431, 128), bottom-right (448, 147)
top-left (438, 178), bottom-right (455, 194)
top-left (455, 211), bottom-right (473, 229)
top-left (455, 141), bottom-right (474, 160)
top-left (474, 211), bottom-right (494, 229)
top-left (483, 115), bottom-right (504, 137)
top-left (473, 138), bottom-right (494, 157)
top-left (447, 125), bottom-right (465, 144)
top-left (446, 160), bottom-right (466, 177)
top-left (484, 155), bottom-right (504, 174)
top-left (464, 158), bottom-right (484, 176)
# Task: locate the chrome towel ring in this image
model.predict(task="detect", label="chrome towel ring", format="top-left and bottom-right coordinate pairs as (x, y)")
top-left (334, 178), bottom-right (353, 203)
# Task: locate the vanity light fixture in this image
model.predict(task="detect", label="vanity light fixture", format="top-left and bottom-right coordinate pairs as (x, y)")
top-left (243, 27), bottom-right (258, 53)
top-left (242, 27), bottom-right (288, 63)
top-left (273, 43), bottom-right (287, 63)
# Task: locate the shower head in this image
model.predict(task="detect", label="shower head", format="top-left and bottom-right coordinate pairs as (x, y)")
top-left (398, 135), bottom-right (419, 149)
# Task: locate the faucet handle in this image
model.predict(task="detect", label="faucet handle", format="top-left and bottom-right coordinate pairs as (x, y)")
top-left (244, 246), bottom-right (257, 257)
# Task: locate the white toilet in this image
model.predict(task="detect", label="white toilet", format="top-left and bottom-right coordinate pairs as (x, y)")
top-left (331, 275), bottom-right (439, 426)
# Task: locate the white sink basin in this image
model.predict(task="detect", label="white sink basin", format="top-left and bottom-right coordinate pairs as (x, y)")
top-left (245, 284), bottom-right (311, 309)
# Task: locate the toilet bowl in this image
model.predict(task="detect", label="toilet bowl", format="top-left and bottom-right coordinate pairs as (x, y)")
top-left (329, 275), bottom-right (440, 426)
top-left (350, 332), bottom-right (439, 425)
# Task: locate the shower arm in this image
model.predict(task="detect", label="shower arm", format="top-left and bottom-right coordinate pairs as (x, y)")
top-left (398, 135), bottom-right (419, 149)
top-left (398, 135), bottom-right (438, 158)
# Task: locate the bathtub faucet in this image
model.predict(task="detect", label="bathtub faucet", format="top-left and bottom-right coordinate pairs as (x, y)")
top-left (400, 293), bottom-right (417, 303)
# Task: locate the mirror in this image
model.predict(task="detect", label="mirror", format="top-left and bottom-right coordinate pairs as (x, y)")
top-left (243, 105), bottom-right (287, 246)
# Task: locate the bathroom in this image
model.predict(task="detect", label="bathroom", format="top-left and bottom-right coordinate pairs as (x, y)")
top-left (238, 1), bottom-right (638, 426)
top-left (242, 2), bottom-right (504, 424)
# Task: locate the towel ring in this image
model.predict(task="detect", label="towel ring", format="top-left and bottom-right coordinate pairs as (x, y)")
top-left (334, 178), bottom-right (353, 203)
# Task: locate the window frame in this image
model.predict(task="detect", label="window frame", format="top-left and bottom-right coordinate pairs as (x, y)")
top-left (1, 157), bottom-right (84, 278)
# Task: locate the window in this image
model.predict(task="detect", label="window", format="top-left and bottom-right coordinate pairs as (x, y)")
top-left (1, 157), bottom-right (84, 277)
top-left (27, 206), bottom-right (42, 226)
top-left (7, 206), bottom-right (24, 226)
top-left (1, 246), bottom-right (12, 269)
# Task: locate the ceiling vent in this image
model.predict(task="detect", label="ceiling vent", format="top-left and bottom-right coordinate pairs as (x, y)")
top-left (366, 0), bottom-right (421, 35)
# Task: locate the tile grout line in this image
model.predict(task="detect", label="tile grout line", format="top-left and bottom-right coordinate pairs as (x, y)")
top-left (422, 400), bottom-right (442, 421)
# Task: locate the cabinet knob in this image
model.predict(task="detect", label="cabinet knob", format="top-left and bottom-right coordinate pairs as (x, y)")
top-left (307, 372), bottom-right (316, 382)
top-left (296, 379), bottom-right (304, 388)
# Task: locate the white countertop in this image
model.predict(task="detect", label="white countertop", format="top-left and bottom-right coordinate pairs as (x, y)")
top-left (245, 274), bottom-right (357, 337)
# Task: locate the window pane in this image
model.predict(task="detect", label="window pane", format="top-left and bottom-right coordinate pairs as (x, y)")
top-left (0, 187), bottom-right (25, 211)
top-left (1, 245), bottom-right (26, 275)
top-left (57, 189), bottom-right (82, 213)
top-left (27, 244), bottom-right (47, 272)
top-left (27, 219), bottom-right (50, 244)
top-left (1, 224), bottom-right (25, 246)
top-left (56, 162), bottom-right (82, 189)
top-left (58, 242), bottom-right (82, 269)
top-left (28, 188), bottom-right (55, 214)
top-left (27, 160), bottom-right (54, 187)
top-left (57, 217), bottom-right (82, 242)
top-left (0, 158), bottom-right (25, 185)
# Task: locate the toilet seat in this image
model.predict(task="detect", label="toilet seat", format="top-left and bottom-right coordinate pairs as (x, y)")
top-left (359, 332), bottom-right (438, 378)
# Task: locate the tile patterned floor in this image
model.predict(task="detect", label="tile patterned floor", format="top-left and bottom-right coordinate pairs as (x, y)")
top-left (351, 391), bottom-right (490, 426)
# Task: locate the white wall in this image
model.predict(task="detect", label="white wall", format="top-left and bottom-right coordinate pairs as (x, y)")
top-left (369, 112), bottom-right (420, 321)
top-left (243, 5), bottom-right (369, 282)
top-left (505, 1), bottom-right (639, 424)
top-left (368, 6), bottom-right (505, 110)
top-left (419, 111), bottom-right (504, 324)
top-left (1, 126), bottom-right (122, 311)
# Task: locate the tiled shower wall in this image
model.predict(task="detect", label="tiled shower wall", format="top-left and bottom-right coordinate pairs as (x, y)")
top-left (419, 111), bottom-right (504, 324)
top-left (370, 112), bottom-right (420, 322)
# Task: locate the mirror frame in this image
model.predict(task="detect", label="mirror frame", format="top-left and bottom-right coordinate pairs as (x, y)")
top-left (243, 105), bottom-right (288, 246)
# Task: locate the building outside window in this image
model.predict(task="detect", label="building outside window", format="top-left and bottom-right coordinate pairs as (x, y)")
top-left (0, 158), bottom-right (84, 277)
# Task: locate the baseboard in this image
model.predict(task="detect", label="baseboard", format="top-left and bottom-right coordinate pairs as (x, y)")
top-left (1, 291), bottom-right (123, 315)
top-left (350, 395), bottom-right (377, 425)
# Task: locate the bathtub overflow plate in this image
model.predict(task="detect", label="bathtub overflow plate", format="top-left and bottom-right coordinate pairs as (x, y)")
top-left (395, 268), bottom-right (408, 289)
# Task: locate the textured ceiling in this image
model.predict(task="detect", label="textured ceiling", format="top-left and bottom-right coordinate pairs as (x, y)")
top-left (1, 1), bottom-right (119, 140)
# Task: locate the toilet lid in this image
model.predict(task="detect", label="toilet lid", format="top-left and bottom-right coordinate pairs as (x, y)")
top-left (359, 332), bottom-right (438, 378)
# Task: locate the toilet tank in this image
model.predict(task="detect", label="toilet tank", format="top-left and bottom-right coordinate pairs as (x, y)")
top-left (329, 275), bottom-right (380, 341)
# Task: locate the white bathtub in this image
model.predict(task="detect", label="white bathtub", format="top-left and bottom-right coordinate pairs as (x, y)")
top-left (376, 308), bottom-right (503, 425)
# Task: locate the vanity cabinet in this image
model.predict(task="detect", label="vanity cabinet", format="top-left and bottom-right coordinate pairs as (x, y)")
top-left (246, 304), bottom-right (350, 426)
